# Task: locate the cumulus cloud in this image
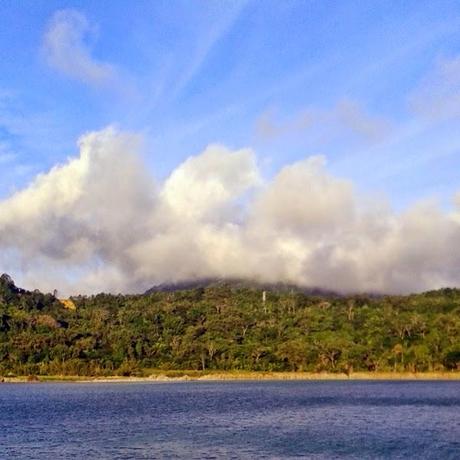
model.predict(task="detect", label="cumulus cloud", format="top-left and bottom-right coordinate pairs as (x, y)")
top-left (42, 9), bottom-right (114, 85)
top-left (1, 126), bottom-right (460, 295)
top-left (162, 144), bottom-right (260, 221)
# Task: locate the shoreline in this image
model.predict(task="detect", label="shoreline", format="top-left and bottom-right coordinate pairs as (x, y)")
top-left (2, 371), bottom-right (460, 383)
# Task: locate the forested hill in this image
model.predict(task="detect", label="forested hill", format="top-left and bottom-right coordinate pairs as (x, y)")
top-left (145, 278), bottom-right (340, 297)
top-left (0, 273), bottom-right (459, 376)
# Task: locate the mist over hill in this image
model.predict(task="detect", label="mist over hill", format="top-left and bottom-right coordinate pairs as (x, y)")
top-left (144, 278), bottom-right (341, 297)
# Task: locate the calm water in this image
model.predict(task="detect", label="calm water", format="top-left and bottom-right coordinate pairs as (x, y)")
top-left (1, 380), bottom-right (459, 459)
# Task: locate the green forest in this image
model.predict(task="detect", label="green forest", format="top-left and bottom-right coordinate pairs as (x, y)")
top-left (0, 273), bottom-right (459, 377)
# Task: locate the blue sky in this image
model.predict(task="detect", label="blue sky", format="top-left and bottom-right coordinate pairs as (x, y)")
top-left (1, 0), bottom-right (460, 208)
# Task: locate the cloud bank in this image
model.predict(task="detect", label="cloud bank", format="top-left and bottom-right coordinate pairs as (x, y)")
top-left (1, 127), bottom-right (460, 295)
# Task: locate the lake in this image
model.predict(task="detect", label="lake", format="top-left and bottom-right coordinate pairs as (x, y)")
top-left (1, 380), bottom-right (459, 459)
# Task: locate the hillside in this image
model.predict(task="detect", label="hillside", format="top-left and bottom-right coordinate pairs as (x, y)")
top-left (145, 278), bottom-right (340, 297)
top-left (0, 274), bottom-right (459, 376)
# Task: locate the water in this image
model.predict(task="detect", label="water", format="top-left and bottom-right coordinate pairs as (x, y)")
top-left (0, 380), bottom-right (459, 459)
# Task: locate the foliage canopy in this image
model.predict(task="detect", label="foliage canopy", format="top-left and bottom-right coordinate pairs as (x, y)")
top-left (1, 275), bottom-right (459, 376)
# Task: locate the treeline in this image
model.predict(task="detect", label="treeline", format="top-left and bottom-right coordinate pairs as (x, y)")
top-left (0, 273), bottom-right (459, 376)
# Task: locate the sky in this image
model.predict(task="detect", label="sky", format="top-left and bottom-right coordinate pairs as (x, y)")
top-left (1, 1), bottom-right (460, 295)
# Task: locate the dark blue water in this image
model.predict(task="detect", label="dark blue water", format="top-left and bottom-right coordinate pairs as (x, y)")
top-left (1, 380), bottom-right (459, 459)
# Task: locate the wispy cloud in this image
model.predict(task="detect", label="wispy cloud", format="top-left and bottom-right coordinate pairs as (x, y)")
top-left (170, 1), bottom-right (248, 100)
top-left (409, 55), bottom-right (460, 120)
top-left (255, 108), bottom-right (313, 140)
top-left (0, 142), bottom-right (16, 164)
top-left (42, 9), bottom-right (115, 85)
top-left (255, 99), bottom-right (391, 144)
top-left (335, 99), bottom-right (390, 142)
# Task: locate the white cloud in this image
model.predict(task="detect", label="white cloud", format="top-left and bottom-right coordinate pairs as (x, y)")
top-left (162, 144), bottom-right (260, 221)
top-left (250, 156), bottom-right (354, 235)
top-left (0, 127), bottom-right (153, 265)
top-left (1, 126), bottom-right (460, 295)
top-left (42, 9), bottom-right (114, 85)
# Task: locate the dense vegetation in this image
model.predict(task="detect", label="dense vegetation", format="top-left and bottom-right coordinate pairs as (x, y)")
top-left (0, 274), bottom-right (459, 376)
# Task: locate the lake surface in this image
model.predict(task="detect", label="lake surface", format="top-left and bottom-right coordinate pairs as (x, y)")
top-left (1, 380), bottom-right (459, 459)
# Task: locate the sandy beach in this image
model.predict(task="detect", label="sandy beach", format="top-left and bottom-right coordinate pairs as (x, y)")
top-left (2, 371), bottom-right (460, 383)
